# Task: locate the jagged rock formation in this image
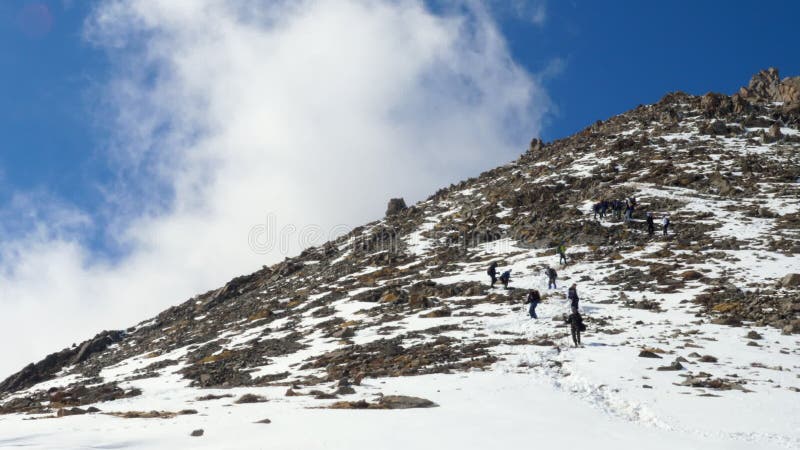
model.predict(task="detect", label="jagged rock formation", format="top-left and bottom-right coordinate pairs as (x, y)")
top-left (738, 67), bottom-right (800, 107)
top-left (0, 69), bottom-right (798, 426)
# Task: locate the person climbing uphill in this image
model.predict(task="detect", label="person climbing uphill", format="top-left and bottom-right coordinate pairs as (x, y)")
top-left (568, 283), bottom-right (579, 313)
top-left (612, 199), bottom-right (623, 220)
top-left (557, 242), bottom-right (567, 265)
top-left (499, 269), bottom-right (512, 289)
top-left (593, 202), bottom-right (601, 220)
top-left (662, 214), bottom-right (671, 236)
top-left (599, 199), bottom-right (609, 220)
top-left (646, 212), bottom-right (655, 236)
top-left (624, 199), bottom-right (635, 222)
top-left (565, 311), bottom-right (586, 347)
top-left (526, 289), bottom-right (541, 319)
top-left (546, 266), bottom-right (557, 289)
top-left (487, 262), bottom-right (498, 287)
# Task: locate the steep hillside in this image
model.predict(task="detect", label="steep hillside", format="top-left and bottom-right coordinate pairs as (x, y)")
top-left (1, 69), bottom-right (799, 449)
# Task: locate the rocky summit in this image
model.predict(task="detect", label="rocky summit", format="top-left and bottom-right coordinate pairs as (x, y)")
top-left (1, 69), bottom-right (799, 447)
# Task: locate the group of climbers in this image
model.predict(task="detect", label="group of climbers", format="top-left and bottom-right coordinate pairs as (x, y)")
top-left (487, 262), bottom-right (512, 289)
top-left (595, 196), bottom-right (672, 237)
top-left (644, 213), bottom-right (671, 236)
top-left (593, 197), bottom-right (636, 221)
top-left (488, 258), bottom-right (586, 347)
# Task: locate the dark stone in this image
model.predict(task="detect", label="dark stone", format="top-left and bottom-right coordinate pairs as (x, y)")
top-left (657, 360), bottom-right (684, 371)
top-left (234, 393), bottom-right (267, 404)
top-left (745, 330), bottom-right (763, 340)
top-left (385, 198), bottom-right (408, 217)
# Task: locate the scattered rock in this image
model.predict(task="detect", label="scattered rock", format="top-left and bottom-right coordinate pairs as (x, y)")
top-left (196, 393), bottom-right (234, 401)
top-left (190, 429), bottom-right (204, 437)
top-left (638, 350), bottom-right (663, 359)
top-left (745, 330), bottom-right (763, 340)
top-left (657, 360), bottom-right (684, 371)
top-left (328, 395), bottom-right (438, 410)
top-left (109, 410), bottom-right (182, 419)
top-left (56, 407), bottom-right (86, 417)
top-left (680, 270), bottom-right (705, 281)
top-left (378, 395), bottom-right (438, 409)
top-left (335, 385), bottom-right (356, 395)
top-left (255, 418), bottom-right (272, 424)
top-left (234, 394), bottom-right (267, 404)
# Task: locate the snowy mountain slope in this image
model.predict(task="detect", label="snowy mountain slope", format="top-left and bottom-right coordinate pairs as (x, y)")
top-left (0, 69), bottom-right (799, 449)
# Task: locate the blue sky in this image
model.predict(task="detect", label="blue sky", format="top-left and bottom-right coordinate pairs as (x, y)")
top-left (0, 0), bottom-right (799, 374)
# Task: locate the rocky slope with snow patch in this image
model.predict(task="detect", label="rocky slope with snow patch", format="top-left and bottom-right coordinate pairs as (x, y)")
top-left (0, 68), bottom-right (799, 449)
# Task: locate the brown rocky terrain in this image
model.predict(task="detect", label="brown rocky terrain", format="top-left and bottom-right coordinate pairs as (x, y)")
top-left (1, 68), bottom-right (798, 420)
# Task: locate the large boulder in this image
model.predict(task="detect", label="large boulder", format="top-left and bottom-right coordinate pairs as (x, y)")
top-left (528, 138), bottom-right (544, 152)
top-left (385, 198), bottom-right (407, 217)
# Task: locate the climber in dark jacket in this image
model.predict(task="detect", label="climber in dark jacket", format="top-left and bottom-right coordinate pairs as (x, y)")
top-left (599, 200), bottom-right (609, 220)
top-left (613, 199), bottom-right (623, 219)
top-left (526, 290), bottom-right (541, 319)
top-left (624, 201), bottom-right (635, 222)
top-left (568, 283), bottom-right (579, 313)
top-left (646, 212), bottom-right (655, 236)
top-left (487, 262), bottom-right (498, 287)
top-left (499, 270), bottom-right (512, 289)
top-left (593, 202), bottom-right (601, 220)
top-left (566, 312), bottom-right (585, 347)
top-left (546, 267), bottom-right (557, 289)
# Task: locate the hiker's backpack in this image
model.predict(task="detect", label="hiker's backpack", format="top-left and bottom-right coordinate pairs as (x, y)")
top-left (579, 322), bottom-right (587, 332)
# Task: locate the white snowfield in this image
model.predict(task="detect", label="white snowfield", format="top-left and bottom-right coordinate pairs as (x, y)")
top-left (1, 101), bottom-right (799, 449)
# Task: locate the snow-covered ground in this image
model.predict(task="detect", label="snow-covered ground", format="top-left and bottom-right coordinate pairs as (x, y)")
top-left (2, 370), bottom-right (794, 450)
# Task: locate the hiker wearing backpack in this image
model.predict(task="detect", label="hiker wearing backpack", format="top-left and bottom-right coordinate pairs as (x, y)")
top-left (525, 290), bottom-right (541, 319)
top-left (662, 215), bottom-right (671, 236)
top-left (499, 269), bottom-right (512, 289)
top-left (646, 212), bottom-right (655, 236)
top-left (546, 267), bottom-right (557, 289)
top-left (568, 283), bottom-right (579, 313)
top-left (487, 262), bottom-right (498, 287)
top-left (566, 312), bottom-right (586, 347)
top-left (557, 242), bottom-right (567, 265)
top-left (599, 199), bottom-right (609, 220)
top-left (593, 202), bottom-right (601, 220)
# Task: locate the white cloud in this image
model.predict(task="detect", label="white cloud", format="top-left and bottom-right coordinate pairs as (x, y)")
top-left (492, 0), bottom-right (547, 26)
top-left (0, 0), bottom-right (551, 379)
